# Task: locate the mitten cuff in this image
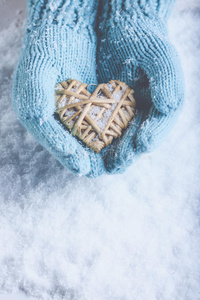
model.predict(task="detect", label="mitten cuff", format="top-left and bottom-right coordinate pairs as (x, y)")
top-left (27, 0), bottom-right (98, 30)
top-left (102, 0), bottom-right (176, 21)
top-left (133, 0), bottom-right (176, 19)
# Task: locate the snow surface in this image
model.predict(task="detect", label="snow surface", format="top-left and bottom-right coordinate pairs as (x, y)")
top-left (0, 1), bottom-right (200, 299)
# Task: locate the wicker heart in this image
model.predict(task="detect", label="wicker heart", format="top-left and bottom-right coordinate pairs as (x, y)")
top-left (55, 79), bottom-right (136, 153)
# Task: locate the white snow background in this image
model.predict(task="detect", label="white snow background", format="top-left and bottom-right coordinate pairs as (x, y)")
top-left (0, 0), bottom-right (200, 299)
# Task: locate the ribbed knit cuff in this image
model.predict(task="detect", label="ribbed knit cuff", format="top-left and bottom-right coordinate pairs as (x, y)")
top-left (27, 0), bottom-right (98, 30)
top-left (100, 0), bottom-right (176, 21)
top-left (133, 0), bottom-right (176, 19)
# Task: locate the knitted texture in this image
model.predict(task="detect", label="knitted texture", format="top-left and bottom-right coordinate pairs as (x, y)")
top-left (99, 0), bottom-right (176, 20)
top-left (12, 0), bottom-right (106, 178)
top-left (12, 0), bottom-right (184, 177)
top-left (97, 0), bottom-right (184, 173)
top-left (27, 0), bottom-right (98, 28)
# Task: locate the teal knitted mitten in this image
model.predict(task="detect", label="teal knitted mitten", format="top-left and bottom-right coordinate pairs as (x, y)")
top-left (97, 0), bottom-right (184, 173)
top-left (12, 0), bottom-right (106, 177)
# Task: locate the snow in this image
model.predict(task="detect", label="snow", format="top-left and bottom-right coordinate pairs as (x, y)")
top-left (0, 1), bottom-right (200, 300)
top-left (89, 105), bottom-right (101, 120)
top-left (107, 83), bottom-right (114, 92)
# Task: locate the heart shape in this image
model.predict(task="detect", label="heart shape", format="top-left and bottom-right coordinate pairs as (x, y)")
top-left (55, 79), bottom-right (136, 153)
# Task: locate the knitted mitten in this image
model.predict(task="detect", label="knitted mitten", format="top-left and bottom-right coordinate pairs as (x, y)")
top-left (97, 0), bottom-right (184, 173)
top-left (12, 0), bottom-right (107, 177)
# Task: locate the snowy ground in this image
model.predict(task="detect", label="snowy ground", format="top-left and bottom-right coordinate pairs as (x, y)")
top-left (0, 1), bottom-right (200, 299)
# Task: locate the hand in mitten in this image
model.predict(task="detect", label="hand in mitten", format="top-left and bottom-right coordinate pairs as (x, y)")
top-left (97, 0), bottom-right (184, 173)
top-left (12, 0), bottom-right (106, 177)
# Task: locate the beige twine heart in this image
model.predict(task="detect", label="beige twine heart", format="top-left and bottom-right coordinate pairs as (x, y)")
top-left (55, 79), bottom-right (136, 153)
